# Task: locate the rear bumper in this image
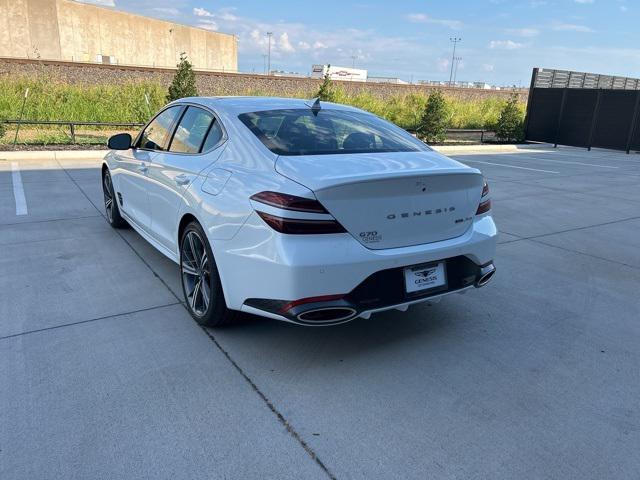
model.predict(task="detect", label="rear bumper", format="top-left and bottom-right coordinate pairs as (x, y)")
top-left (211, 212), bottom-right (497, 322)
top-left (244, 257), bottom-right (495, 325)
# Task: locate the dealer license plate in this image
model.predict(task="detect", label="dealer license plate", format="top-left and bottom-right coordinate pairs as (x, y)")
top-left (404, 262), bottom-right (447, 294)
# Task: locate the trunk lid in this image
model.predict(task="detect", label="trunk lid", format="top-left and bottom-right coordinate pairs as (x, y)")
top-left (275, 151), bottom-right (484, 249)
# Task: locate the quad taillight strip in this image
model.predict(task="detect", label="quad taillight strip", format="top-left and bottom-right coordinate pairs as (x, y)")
top-left (250, 191), bottom-right (346, 234)
top-left (476, 178), bottom-right (491, 215)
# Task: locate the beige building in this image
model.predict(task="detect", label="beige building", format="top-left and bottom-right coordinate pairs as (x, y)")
top-left (0, 0), bottom-right (238, 71)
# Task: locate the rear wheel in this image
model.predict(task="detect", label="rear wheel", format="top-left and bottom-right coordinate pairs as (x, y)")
top-left (180, 221), bottom-right (239, 327)
top-left (102, 169), bottom-right (128, 228)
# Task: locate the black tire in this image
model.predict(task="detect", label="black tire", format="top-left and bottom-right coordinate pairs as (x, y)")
top-left (102, 169), bottom-right (128, 229)
top-left (180, 221), bottom-right (239, 327)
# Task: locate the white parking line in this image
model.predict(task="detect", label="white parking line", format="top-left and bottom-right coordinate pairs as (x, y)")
top-left (514, 155), bottom-right (619, 169)
top-left (11, 162), bottom-right (28, 216)
top-left (461, 159), bottom-right (560, 174)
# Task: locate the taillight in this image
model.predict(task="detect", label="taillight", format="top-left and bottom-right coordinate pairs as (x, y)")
top-left (481, 178), bottom-right (489, 197)
top-left (251, 191), bottom-right (346, 235)
top-left (476, 179), bottom-right (491, 215)
top-left (250, 191), bottom-right (327, 213)
top-left (476, 199), bottom-right (491, 215)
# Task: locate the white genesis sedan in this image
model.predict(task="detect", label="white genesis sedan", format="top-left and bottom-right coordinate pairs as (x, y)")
top-left (103, 97), bottom-right (497, 327)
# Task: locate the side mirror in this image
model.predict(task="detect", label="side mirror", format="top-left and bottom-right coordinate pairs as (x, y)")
top-left (108, 133), bottom-right (133, 150)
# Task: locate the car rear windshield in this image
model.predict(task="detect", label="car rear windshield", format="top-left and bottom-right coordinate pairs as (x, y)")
top-left (238, 108), bottom-right (428, 156)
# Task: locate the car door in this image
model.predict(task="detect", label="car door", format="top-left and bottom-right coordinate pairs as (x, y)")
top-left (117, 105), bottom-right (183, 231)
top-left (113, 148), bottom-right (156, 230)
top-left (146, 105), bottom-right (227, 251)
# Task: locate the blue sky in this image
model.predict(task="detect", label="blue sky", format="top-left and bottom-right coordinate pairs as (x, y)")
top-left (82, 0), bottom-right (637, 85)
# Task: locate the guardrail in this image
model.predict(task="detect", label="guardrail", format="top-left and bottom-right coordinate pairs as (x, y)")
top-left (408, 128), bottom-right (495, 143)
top-left (1, 119), bottom-right (495, 145)
top-left (1, 119), bottom-right (145, 145)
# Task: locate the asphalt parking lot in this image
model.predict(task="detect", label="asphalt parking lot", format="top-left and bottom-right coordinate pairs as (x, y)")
top-left (1, 145), bottom-right (639, 479)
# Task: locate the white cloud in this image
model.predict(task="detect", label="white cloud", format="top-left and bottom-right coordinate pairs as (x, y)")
top-left (193, 7), bottom-right (214, 17)
top-left (436, 58), bottom-right (450, 72)
top-left (278, 32), bottom-right (295, 52)
top-left (313, 41), bottom-right (328, 49)
top-left (406, 13), bottom-right (463, 30)
top-left (297, 41), bottom-right (311, 50)
top-left (482, 63), bottom-right (495, 72)
top-left (489, 40), bottom-right (525, 50)
top-left (551, 21), bottom-right (594, 32)
top-left (197, 19), bottom-right (218, 31)
top-left (574, 0), bottom-right (594, 3)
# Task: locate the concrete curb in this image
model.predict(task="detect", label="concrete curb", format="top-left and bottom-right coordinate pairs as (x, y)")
top-left (434, 143), bottom-right (554, 155)
top-left (0, 150), bottom-right (108, 161)
top-left (1, 143), bottom-right (557, 160)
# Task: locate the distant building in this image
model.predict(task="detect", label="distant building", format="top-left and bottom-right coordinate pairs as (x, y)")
top-left (0, 0), bottom-right (238, 71)
top-left (368, 76), bottom-right (409, 85)
top-left (311, 64), bottom-right (368, 82)
top-left (418, 79), bottom-right (500, 90)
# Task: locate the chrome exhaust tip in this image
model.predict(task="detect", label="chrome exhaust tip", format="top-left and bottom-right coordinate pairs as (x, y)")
top-left (297, 307), bottom-right (357, 324)
top-left (475, 263), bottom-right (496, 287)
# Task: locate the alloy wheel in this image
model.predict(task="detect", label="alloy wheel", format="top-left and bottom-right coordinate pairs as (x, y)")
top-left (181, 231), bottom-right (212, 317)
top-left (103, 172), bottom-right (114, 223)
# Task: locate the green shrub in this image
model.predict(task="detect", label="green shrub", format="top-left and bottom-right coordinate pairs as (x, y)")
top-left (495, 92), bottom-right (525, 142)
top-left (167, 53), bottom-right (198, 102)
top-left (316, 67), bottom-right (336, 102)
top-left (417, 90), bottom-right (450, 143)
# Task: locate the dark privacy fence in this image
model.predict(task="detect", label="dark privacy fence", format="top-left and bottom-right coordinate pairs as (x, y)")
top-left (524, 68), bottom-right (640, 153)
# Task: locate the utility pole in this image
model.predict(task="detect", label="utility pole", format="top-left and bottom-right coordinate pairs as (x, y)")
top-left (448, 37), bottom-right (461, 86)
top-left (262, 54), bottom-right (268, 75)
top-left (351, 55), bottom-right (357, 68)
top-left (266, 32), bottom-right (273, 75)
top-left (453, 56), bottom-right (462, 85)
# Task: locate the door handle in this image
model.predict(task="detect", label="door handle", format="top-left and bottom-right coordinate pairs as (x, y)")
top-left (137, 163), bottom-right (149, 173)
top-left (175, 174), bottom-right (191, 186)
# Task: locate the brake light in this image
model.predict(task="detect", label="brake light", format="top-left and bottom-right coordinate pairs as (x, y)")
top-left (481, 178), bottom-right (489, 197)
top-left (256, 211), bottom-right (346, 234)
top-left (250, 191), bottom-right (328, 213)
top-left (476, 179), bottom-right (491, 215)
top-left (251, 191), bottom-right (346, 234)
top-left (476, 199), bottom-right (491, 215)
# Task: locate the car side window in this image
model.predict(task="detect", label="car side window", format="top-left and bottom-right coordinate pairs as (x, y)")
top-left (169, 107), bottom-right (215, 154)
top-left (138, 106), bottom-right (182, 151)
top-left (201, 118), bottom-right (224, 152)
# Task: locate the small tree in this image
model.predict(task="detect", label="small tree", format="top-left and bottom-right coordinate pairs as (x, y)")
top-left (495, 92), bottom-right (524, 142)
top-left (167, 53), bottom-right (198, 102)
top-left (418, 90), bottom-right (450, 144)
top-left (316, 65), bottom-right (335, 102)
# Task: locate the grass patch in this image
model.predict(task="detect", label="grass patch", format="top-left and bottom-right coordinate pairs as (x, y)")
top-left (0, 74), bottom-right (526, 145)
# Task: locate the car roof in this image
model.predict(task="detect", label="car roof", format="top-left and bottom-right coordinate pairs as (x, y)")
top-left (172, 96), bottom-right (365, 116)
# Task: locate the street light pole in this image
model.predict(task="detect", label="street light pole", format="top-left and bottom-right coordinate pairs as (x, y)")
top-left (453, 56), bottom-right (462, 85)
top-left (266, 32), bottom-right (273, 75)
top-left (448, 37), bottom-right (461, 86)
top-left (262, 54), bottom-right (268, 75)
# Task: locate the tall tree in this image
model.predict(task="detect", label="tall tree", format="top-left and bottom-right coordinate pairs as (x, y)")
top-left (167, 53), bottom-right (198, 102)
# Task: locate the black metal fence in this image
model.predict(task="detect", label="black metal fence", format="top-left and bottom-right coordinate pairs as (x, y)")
top-left (524, 68), bottom-right (640, 153)
top-left (0, 120), bottom-right (144, 146)
top-left (2, 119), bottom-right (495, 146)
